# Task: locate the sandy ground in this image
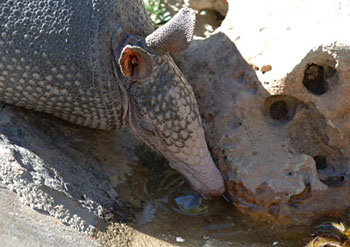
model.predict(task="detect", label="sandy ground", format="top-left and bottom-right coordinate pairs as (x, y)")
top-left (96, 223), bottom-right (178, 247)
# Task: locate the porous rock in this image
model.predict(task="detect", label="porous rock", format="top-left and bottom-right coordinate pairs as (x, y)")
top-left (0, 103), bottom-right (141, 235)
top-left (173, 0), bottom-right (350, 224)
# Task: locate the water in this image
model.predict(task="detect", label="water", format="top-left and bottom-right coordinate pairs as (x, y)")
top-left (120, 161), bottom-right (314, 247)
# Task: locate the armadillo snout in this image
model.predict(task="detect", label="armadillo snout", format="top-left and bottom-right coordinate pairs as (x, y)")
top-left (167, 109), bottom-right (225, 197)
top-left (168, 126), bottom-right (226, 197)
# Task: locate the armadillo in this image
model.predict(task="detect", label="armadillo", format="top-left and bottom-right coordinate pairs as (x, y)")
top-left (0, 0), bottom-right (224, 197)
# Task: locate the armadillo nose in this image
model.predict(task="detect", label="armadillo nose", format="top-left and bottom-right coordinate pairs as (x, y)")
top-left (189, 144), bottom-right (225, 198)
top-left (199, 158), bottom-right (225, 198)
top-left (170, 148), bottom-right (225, 198)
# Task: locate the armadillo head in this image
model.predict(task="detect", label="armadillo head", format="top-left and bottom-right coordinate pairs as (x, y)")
top-left (113, 8), bottom-right (224, 197)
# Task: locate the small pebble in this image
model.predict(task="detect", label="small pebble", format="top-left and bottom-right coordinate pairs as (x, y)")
top-left (203, 235), bottom-right (210, 240)
top-left (176, 237), bottom-right (185, 242)
top-left (7, 156), bottom-right (15, 162)
top-left (261, 64), bottom-right (272, 74)
top-left (272, 241), bottom-right (279, 246)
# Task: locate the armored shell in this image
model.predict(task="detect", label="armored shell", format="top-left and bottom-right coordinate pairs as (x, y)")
top-left (0, 0), bottom-right (152, 129)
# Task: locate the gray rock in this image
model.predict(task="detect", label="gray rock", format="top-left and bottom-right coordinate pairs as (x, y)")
top-left (0, 104), bottom-right (140, 234)
top-left (174, 0), bottom-right (350, 225)
top-left (0, 184), bottom-right (100, 247)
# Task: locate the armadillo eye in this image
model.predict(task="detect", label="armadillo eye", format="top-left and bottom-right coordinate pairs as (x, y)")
top-left (140, 120), bottom-right (156, 136)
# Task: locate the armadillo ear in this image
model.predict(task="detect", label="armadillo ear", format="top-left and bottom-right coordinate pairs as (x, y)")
top-left (145, 8), bottom-right (196, 54)
top-left (118, 45), bottom-right (153, 80)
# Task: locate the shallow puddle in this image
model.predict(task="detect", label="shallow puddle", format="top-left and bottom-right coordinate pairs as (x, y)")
top-left (111, 155), bottom-right (315, 247)
top-left (136, 183), bottom-right (311, 246)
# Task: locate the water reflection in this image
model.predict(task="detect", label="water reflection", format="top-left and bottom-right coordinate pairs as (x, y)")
top-left (171, 191), bottom-right (209, 216)
top-left (131, 166), bottom-right (312, 246)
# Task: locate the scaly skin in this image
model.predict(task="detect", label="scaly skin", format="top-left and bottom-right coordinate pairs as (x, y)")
top-left (0, 1), bottom-right (224, 196)
top-left (0, 0), bottom-right (151, 129)
top-left (122, 49), bottom-right (224, 196)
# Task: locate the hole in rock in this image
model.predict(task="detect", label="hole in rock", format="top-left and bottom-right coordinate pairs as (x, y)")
top-left (268, 203), bottom-right (280, 216)
top-left (270, 101), bottom-right (288, 120)
top-left (321, 175), bottom-right (345, 187)
top-left (314, 155), bottom-right (327, 170)
top-left (263, 95), bottom-right (297, 125)
top-left (312, 155), bottom-right (346, 187)
top-left (303, 64), bottom-right (332, 95)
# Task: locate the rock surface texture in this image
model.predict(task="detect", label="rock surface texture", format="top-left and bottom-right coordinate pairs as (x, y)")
top-left (0, 103), bottom-right (180, 245)
top-left (0, 185), bottom-right (100, 247)
top-left (174, 0), bottom-right (350, 224)
top-left (0, 104), bottom-right (140, 234)
top-left (185, 0), bottom-right (228, 16)
top-left (2, 1), bottom-right (350, 246)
